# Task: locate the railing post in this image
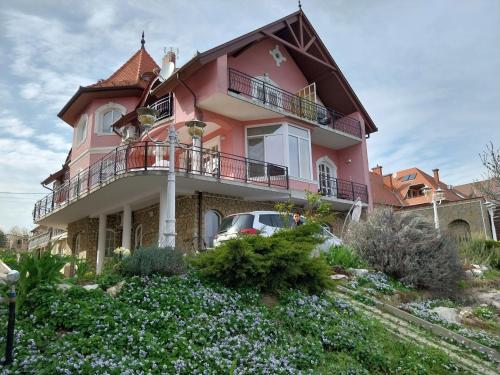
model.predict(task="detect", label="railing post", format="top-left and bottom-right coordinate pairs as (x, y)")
top-left (286, 167), bottom-right (289, 189)
top-left (351, 181), bottom-right (355, 201)
top-left (99, 160), bottom-right (103, 185)
top-left (144, 141), bottom-right (148, 171)
top-left (51, 191), bottom-right (55, 210)
top-left (217, 151), bottom-right (221, 179)
top-left (114, 148), bottom-right (118, 176)
top-left (267, 164), bottom-right (271, 187)
top-left (335, 178), bottom-right (339, 199)
top-left (125, 146), bottom-right (129, 172)
top-left (244, 160), bottom-right (248, 183)
top-left (76, 174), bottom-right (80, 197)
top-left (262, 81), bottom-right (266, 104)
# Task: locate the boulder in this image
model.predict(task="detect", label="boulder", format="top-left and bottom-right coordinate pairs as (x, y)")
top-left (83, 284), bottom-right (99, 291)
top-left (330, 274), bottom-right (348, 280)
top-left (348, 268), bottom-right (369, 277)
top-left (458, 307), bottom-right (474, 324)
top-left (472, 269), bottom-right (483, 277)
top-left (464, 270), bottom-right (474, 278)
top-left (430, 306), bottom-right (460, 324)
top-left (476, 290), bottom-right (500, 310)
top-left (106, 280), bottom-right (126, 297)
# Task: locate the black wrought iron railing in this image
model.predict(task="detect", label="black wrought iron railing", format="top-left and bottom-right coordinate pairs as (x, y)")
top-left (149, 95), bottom-right (173, 121)
top-left (318, 173), bottom-right (368, 203)
top-left (33, 142), bottom-right (289, 221)
top-left (228, 69), bottom-right (362, 139)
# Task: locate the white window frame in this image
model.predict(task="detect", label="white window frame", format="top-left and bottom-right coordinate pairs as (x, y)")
top-left (287, 124), bottom-right (312, 181)
top-left (134, 224), bottom-right (143, 250)
top-left (94, 102), bottom-right (126, 135)
top-left (245, 122), bottom-right (313, 182)
top-left (74, 114), bottom-right (88, 146)
top-left (316, 156), bottom-right (338, 196)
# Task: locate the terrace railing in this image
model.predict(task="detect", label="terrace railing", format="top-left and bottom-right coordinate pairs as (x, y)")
top-left (228, 69), bottom-right (362, 139)
top-left (318, 173), bottom-right (369, 203)
top-left (33, 142), bottom-right (289, 221)
top-left (149, 95), bottom-right (173, 121)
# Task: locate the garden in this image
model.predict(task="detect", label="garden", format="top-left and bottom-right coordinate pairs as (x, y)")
top-left (0, 204), bottom-right (499, 374)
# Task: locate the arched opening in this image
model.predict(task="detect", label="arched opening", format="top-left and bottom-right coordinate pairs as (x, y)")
top-left (317, 157), bottom-right (337, 197)
top-left (134, 225), bottom-right (143, 250)
top-left (204, 210), bottom-right (221, 248)
top-left (448, 219), bottom-right (471, 242)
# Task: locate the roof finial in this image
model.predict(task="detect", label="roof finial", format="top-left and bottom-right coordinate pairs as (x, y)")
top-left (298, 0), bottom-right (302, 11)
top-left (141, 31), bottom-right (145, 48)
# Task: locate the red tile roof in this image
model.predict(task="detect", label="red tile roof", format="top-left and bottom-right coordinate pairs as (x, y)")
top-left (88, 47), bottom-right (159, 88)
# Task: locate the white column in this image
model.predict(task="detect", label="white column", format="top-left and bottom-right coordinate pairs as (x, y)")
top-left (158, 183), bottom-right (168, 247)
top-left (122, 205), bottom-right (132, 249)
top-left (432, 200), bottom-right (440, 234)
top-left (488, 207), bottom-right (497, 241)
top-left (96, 213), bottom-right (106, 274)
top-left (164, 126), bottom-right (177, 248)
top-left (191, 135), bottom-right (201, 174)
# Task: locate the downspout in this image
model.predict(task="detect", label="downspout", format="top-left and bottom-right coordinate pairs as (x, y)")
top-left (177, 72), bottom-right (203, 150)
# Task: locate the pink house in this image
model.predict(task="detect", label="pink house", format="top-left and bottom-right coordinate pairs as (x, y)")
top-left (33, 10), bottom-right (377, 271)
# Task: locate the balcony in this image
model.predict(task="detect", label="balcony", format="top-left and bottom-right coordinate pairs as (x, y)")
top-left (33, 142), bottom-right (289, 222)
top-left (319, 174), bottom-right (369, 204)
top-left (149, 95), bottom-right (173, 121)
top-left (227, 69), bottom-right (362, 139)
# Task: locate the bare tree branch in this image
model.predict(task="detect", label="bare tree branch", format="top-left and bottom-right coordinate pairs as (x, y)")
top-left (478, 142), bottom-right (500, 202)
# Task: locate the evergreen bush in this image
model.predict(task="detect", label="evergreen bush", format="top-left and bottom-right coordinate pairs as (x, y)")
top-left (121, 246), bottom-right (187, 276)
top-left (323, 245), bottom-right (367, 269)
top-left (459, 238), bottom-right (500, 269)
top-left (347, 208), bottom-right (464, 295)
top-left (190, 223), bottom-right (331, 294)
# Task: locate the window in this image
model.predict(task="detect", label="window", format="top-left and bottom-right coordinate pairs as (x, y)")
top-left (258, 213), bottom-right (285, 228)
top-left (95, 103), bottom-right (126, 135)
top-left (102, 109), bottom-right (122, 134)
top-left (105, 229), bottom-right (115, 257)
top-left (75, 115), bottom-right (88, 145)
top-left (401, 173), bottom-right (417, 182)
top-left (288, 125), bottom-right (311, 179)
top-left (406, 184), bottom-right (425, 198)
top-left (246, 124), bottom-right (311, 180)
top-left (134, 225), bottom-right (143, 250)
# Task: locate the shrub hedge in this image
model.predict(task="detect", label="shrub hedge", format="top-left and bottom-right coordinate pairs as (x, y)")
top-left (121, 246), bottom-right (187, 277)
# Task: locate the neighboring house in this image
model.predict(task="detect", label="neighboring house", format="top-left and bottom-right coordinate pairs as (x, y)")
top-left (28, 225), bottom-right (70, 256)
top-left (370, 165), bottom-right (497, 241)
top-left (5, 233), bottom-right (28, 252)
top-left (33, 10), bottom-right (377, 271)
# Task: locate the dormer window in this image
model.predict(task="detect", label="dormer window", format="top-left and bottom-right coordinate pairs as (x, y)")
top-left (75, 114), bottom-right (88, 146)
top-left (406, 184), bottom-right (425, 198)
top-left (95, 102), bottom-right (126, 135)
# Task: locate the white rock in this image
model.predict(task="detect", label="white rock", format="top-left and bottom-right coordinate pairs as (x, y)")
top-left (476, 290), bottom-right (500, 310)
top-left (464, 270), bottom-right (474, 278)
top-left (348, 268), bottom-right (369, 277)
top-left (83, 284), bottom-right (99, 291)
top-left (57, 283), bottom-right (73, 291)
top-left (430, 306), bottom-right (460, 324)
top-left (472, 269), bottom-right (483, 277)
top-left (106, 280), bottom-right (126, 297)
top-left (330, 274), bottom-right (348, 280)
top-left (479, 265), bottom-right (489, 272)
top-left (458, 307), bottom-right (473, 323)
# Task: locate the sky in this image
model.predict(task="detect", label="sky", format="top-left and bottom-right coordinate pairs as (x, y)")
top-left (0, 0), bottom-right (499, 231)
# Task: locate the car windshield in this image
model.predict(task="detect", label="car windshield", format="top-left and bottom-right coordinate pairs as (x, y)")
top-left (218, 214), bottom-right (254, 233)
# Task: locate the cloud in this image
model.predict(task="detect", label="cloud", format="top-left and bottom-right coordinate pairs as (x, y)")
top-left (37, 133), bottom-right (71, 151)
top-left (20, 82), bottom-right (42, 99)
top-left (0, 112), bottom-right (34, 137)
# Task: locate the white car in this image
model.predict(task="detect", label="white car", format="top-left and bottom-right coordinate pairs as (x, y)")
top-left (213, 211), bottom-right (341, 252)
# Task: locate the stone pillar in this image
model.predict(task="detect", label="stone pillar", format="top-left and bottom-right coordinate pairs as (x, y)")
top-left (122, 205), bottom-right (132, 249)
top-left (158, 183), bottom-right (168, 247)
top-left (96, 213), bottom-right (106, 274)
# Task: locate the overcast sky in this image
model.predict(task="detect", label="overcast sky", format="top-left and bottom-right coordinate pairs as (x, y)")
top-left (0, 0), bottom-right (499, 231)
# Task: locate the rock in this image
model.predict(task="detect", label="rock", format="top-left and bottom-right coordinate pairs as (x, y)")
top-left (472, 269), bottom-right (483, 277)
top-left (348, 268), bottom-right (369, 277)
top-left (330, 274), bottom-right (348, 280)
top-left (430, 306), bottom-right (460, 324)
top-left (57, 283), bottom-right (73, 291)
top-left (476, 290), bottom-right (500, 310)
top-left (83, 284), bottom-right (99, 291)
top-left (106, 280), bottom-right (126, 297)
top-left (458, 307), bottom-right (473, 323)
top-left (464, 270), bottom-right (474, 278)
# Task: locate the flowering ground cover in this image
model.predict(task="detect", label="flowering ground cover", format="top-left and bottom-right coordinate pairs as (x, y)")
top-left (1, 274), bottom-right (469, 374)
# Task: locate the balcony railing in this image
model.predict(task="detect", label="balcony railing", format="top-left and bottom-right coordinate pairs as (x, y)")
top-left (33, 142), bottom-right (289, 221)
top-left (149, 95), bottom-right (173, 121)
top-left (228, 69), bottom-right (362, 139)
top-left (318, 173), bottom-right (369, 203)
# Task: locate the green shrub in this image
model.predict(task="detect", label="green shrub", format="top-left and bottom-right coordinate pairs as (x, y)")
top-left (190, 223), bottom-right (331, 294)
top-left (459, 238), bottom-right (500, 269)
top-left (347, 208), bottom-right (464, 295)
top-left (121, 246), bottom-right (187, 277)
top-left (17, 251), bottom-right (69, 308)
top-left (71, 258), bottom-right (93, 283)
top-left (324, 245), bottom-right (367, 269)
top-left (0, 248), bottom-right (19, 269)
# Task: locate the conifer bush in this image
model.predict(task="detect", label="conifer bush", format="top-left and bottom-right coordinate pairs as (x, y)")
top-left (190, 223), bottom-right (331, 294)
top-left (347, 208), bottom-right (464, 295)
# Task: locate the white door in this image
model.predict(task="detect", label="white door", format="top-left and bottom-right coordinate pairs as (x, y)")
top-left (204, 210), bottom-right (221, 248)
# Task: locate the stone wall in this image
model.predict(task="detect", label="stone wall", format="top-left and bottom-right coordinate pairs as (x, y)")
top-left (67, 217), bottom-right (98, 269)
top-left (400, 198), bottom-right (493, 239)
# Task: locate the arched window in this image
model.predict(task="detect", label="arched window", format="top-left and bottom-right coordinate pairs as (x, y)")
top-left (316, 157), bottom-right (337, 197)
top-left (105, 229), bottom-right (115, 257)
top-left (134, 225), bottom-right (143, 250)
top-left (204, 210), bottom-right (221, 248)
top-left (95, 103), bottom-right (126, 135)
top-left (448, 220), bottom-right (471, 242)
top-left (75, 114), bottom-right (88, 145)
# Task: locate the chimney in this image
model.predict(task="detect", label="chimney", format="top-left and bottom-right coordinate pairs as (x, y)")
top-left (382, 175), bottom-right (393, 190)
top-left (372, 165), bottom-right (383, 176)
top-left (432, 168), bottom-right (440, 184)
top-left (160, 48), bottom-right (177, 79)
